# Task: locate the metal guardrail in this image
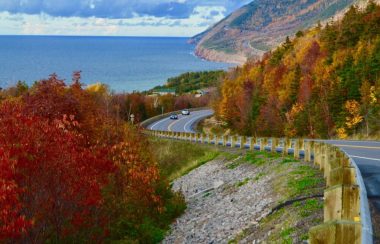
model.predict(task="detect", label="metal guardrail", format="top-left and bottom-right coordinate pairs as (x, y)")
top-left (146, 130), bottom-right (373, 244)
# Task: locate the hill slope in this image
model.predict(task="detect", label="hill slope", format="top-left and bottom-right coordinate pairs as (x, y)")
top-left (213, 2), bottom-right (380, 138)
top-left (190, 0), bottom-right (373, 64)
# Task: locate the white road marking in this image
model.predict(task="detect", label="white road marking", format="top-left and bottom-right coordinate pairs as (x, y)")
top-left (315, 139), bottom-right (380, 144)
top-left (333, 144), bottom-right (380, 150)
top-left (349, 155), bottom-right (380, 162)
top-left (168, 115), bottom-right (188, 131)
top-left (149, 117), bottom-right (169, 130)
top-left (184, 112), bottom-right (212, 132)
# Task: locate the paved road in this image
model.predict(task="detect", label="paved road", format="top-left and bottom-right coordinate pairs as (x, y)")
top-left (148, 109), bottom-right (214, 133)
top-left (147, 109), bottom-right (380, 221)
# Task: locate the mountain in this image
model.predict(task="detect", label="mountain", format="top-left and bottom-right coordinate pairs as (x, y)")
top-left (190, 0), bottom-right (374, 64)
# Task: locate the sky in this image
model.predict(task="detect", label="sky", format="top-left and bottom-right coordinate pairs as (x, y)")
top-left (0, 0), bottom-right (252, 37)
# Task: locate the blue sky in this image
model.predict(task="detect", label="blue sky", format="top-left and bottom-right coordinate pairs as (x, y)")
top-left (0, 0), bottom-right (252, 36)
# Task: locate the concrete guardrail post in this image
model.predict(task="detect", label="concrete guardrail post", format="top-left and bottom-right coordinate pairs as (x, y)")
top-left (313, 142), bottom-right (321, 166)
top-left (260, 138), bottom-right (268, 151)
top-left (324, 145), bottom-right (336, 179)
top-left (305, 140), bottom-right (314, 162)
top-left (320, 143), bottom-right (327, 171)
top-left (271, 138), bottom-right (279, 152)
top-left (294, 139), bottom-right (301, 159)
top-left (300, 138), bottom-right (305, 151)
top-left (240, 136), bottom-right (247, 149)
top-left (222, 135), bottom-right (227, 146)
top-left (231, 135), bottom-right (237, 148)
top-left (283, 138), bottom-right (290, 156)
top-left (249, 137), bottom-right (255, 150)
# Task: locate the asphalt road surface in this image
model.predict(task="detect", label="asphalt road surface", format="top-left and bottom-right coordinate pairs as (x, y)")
top-left (147, 109), bottom-right (380, 228)
top-left (148, 109), bottom-right (214, 133)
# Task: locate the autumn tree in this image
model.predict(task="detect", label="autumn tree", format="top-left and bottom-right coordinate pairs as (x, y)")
top-left (0, 101), bottom-right (114, 242)
top-left (213, 2), bottom-right (380, 138)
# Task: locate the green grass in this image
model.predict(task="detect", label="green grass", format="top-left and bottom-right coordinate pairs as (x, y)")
top-left (288, 165), bottom-right (321, 195)
top-left (221, 151), bottom-right (240, 161)
top-left (236, 177), bottom-right (251, 187)
top-left (227, 160), bottom-right (242, 169)
top-left (254, 172), bottom-right (266, 181)
top-left (244, 151), bottom-right (280, 166)
top-left (280, 227), bottom-right (296, 243)
top-left (227, 153), bottom-right (324, 243)
top-left (281, 157), bottom-right (296, 164)
top-left (149, 138), bottom-right (219, 181)
top-left (294, 199), bottom-right (324, 217)
top-left (245, 152), bottom-right (265, 166)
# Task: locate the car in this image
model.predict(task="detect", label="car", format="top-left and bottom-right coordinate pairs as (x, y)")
top-left (170, 114), bottom-right (178, 120)
top-left (181, 109), bottom-right (190, 115)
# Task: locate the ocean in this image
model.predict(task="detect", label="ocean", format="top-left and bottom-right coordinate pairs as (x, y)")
top-left (0, 36), bottom-right (233, 92)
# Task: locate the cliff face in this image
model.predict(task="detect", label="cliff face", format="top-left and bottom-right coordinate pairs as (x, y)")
top-left (191, 0), bottom-right (373, 64)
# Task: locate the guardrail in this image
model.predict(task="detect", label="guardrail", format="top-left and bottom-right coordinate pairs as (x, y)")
top-left (140, 107), bottom-right (210, 129)
top-left (146, 130), bottom-right (373, 244)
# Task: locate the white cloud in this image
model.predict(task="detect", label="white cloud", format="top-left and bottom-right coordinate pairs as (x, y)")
top-left (0, 4), bottom-right (227, 36)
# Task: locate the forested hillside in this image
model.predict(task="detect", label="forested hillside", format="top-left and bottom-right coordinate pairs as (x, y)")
top-left (191, 0), bottom-right (368, 63)
top-left (214, 2), bottom-right (380, 139)
top-left (152, 70), bottom-right (225, 94)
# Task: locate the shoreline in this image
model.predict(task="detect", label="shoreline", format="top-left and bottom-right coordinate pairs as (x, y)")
top-left (194, 45), bottom-right (246, 65)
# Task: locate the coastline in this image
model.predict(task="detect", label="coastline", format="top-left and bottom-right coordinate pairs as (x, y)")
top-left (194, 45), bottom-right (246, 66)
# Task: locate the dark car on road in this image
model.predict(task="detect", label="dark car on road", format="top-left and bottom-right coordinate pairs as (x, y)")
top-left (170, 114), bottom-right (178, 120)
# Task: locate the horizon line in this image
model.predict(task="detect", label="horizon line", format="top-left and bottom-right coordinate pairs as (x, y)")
top-left (0, 34), bottom-right (192, 38)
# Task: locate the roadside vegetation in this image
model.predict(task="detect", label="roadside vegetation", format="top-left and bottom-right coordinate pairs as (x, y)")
top-left (213, 2), bottom-right (380, 139)
top-left (151, 70), bottom-right (225, 94)
top-left (0, 73), bottom-right (187, 244)
top-left (225, 150), bottom-right (325, 243)
top-left (149, 138), bottom-right (219, 181)
top-left (0, 71), bottom-right (326, 243)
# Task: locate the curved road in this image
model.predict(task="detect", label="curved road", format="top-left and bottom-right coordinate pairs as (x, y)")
top-left (147, 109), bottom-right (380, 231)
top-left (148, 109), bottom-right (214, 133)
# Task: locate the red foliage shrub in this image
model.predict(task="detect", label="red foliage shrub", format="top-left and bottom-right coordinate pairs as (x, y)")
top-left (0, 101), bottom-right (114, 242)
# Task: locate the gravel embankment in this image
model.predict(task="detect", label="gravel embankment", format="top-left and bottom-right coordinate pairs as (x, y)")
top-left (163, 157), bottom-right (277, 243)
